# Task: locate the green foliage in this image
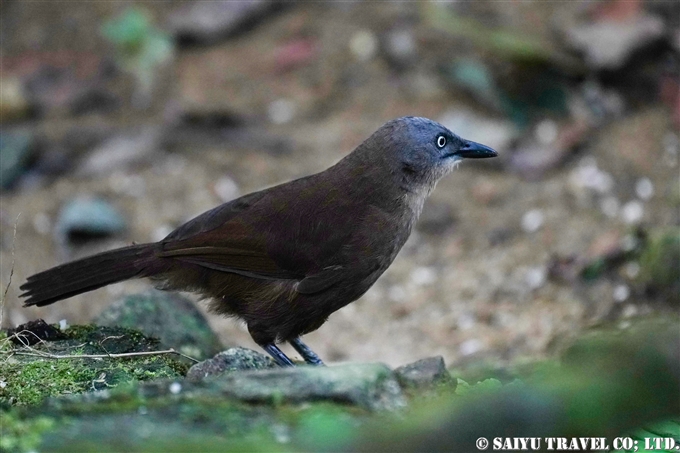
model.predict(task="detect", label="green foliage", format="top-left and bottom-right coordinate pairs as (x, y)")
top-left (455, 378), bottom-right (503, 396)
top-left (101, 7), bottom-right (173, 99)
top-left (0, 410), bottom-right (54, 453)
top-left (638, 229), bottom-right (680, 304)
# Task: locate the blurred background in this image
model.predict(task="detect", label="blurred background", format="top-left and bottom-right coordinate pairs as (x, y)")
top-left (1, 0), bottom-right (678, 368)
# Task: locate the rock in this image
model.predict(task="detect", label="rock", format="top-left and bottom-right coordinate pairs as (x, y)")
top-left (168, 0), bottom-right (280, 46)
top-left (77, 127), bottom-right (162, 176)
top-left (508, 120), bottom-right (592, 180)
top-left (55, 197), bottom-right (126, 244)
top-left (7, 319), bottom-right (66, 346)
top-left (382, 27), bottom-right (418, 70)
top-left (0, 76), bottom-right (33, 122)
top-left (0, 130), bottom-right (37, 189)
top-left (394, 356), bottom-right (454, 390)
top-left (95, 289), bottom-right (223, 360)
top-left (23, 57), bottom-right (118, 117)
top-left (563, 13), bottom-right (665, 70)
top-left (214, 363), bottom-right (406, 412)
top-left (187, 347), bottom-right (275, 382)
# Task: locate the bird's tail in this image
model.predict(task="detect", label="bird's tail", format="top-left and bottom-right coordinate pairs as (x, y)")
top-left (20, 243), bottom-right (162, 307)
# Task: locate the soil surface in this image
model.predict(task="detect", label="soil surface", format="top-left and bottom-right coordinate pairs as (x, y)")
top-left (1, 2), bottom-right (677, 368)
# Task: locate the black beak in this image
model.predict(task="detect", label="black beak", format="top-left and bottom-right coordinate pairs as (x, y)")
top-left (456, 140), bottom-right (498, 159)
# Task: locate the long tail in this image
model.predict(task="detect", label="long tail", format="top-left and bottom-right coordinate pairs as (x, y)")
top-left (20, 243), bottom-right (162, 307)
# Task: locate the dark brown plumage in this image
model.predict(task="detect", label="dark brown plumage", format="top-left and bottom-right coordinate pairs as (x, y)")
top-left (21, 116), bottom-right (497, 366)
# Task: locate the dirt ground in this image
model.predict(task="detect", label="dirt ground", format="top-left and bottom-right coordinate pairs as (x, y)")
top-left (1, 2), bottom-right (678, 368)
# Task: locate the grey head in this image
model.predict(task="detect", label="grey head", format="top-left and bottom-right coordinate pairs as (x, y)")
top-left (355, 116), bottom-right (498, 193)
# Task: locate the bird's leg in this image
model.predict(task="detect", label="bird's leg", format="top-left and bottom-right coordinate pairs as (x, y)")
top-left (290, 337), bottom-right (325, 366)
top-left (262, 343), bottom-right (295, 367)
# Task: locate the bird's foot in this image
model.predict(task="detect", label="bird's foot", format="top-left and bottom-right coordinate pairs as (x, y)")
top-left (290, 337), bottom-right (325, 366)
top-left (262, 343), bottom-right (295, 367)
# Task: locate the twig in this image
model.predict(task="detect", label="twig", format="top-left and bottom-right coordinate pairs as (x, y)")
top-left (11, 348), bottom-right (199, 363)
top-left (1, 213), bottom-right (20, 327)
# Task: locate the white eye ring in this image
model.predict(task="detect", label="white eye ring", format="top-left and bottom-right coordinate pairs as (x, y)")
top-left (436, 135), bottom-right (447, 148)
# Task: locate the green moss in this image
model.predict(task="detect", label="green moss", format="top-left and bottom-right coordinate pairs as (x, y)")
top-left (0, 325), bottom-right (188, 406)
top-left (0, 410), bottom-right (55, 452)
top-left (638, 229), bottom-right (680, 304)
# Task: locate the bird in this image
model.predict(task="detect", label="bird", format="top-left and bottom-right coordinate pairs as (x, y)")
top-left (21, 116), bottom-right (497, 366)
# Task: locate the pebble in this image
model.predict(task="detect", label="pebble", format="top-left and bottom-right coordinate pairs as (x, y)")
top-left (621, 200), bottom-right (644, 224)
top-left (267, 98), bottom-right (296, 125)
top-left (525, 267), bottom-right (547, 290)
top-left (521, 209), bottom-right (544, 233)
top-left (56, 197), bottom-right (126, 242)
top-left (411, 267), bottom-right (437, 286)
top-left (32, 212), bottom-right (51, 235)
top-left (535, 119), bottom-right (558, 145)
top-left (624, 261), bottom-right (640, 279)
top-left (350, 30), bottom-right (378, 61)
top-left (599, 196), bottom-right (619, 218)
top-left (613, 284), bottom-right (630, 302)
top-left (635, 177), bottom-right (654, 200)
top-left (169, 382), bottom-right (182, 394)
top-left (459, 338), bottom-right (483, 356)
top-left (213, 176), bottom-right (240, 202)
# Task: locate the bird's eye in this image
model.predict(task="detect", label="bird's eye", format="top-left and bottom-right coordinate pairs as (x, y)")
top-left (436, 135), bottom-right (447, 149)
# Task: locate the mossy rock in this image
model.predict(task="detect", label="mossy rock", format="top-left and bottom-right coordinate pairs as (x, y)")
top-left (0, 324), bottom-right (189, 407)
top-left (94, 289), bottom-right (223, 360)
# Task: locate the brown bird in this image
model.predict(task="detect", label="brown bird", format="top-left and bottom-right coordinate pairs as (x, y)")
top-left (21, 117), bottom-right (497, 366)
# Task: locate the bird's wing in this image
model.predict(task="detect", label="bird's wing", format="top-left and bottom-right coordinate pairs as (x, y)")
top-left (157, 189), bottom-right (302, 280)
top-left (296, 265), bottom-right (346, 294)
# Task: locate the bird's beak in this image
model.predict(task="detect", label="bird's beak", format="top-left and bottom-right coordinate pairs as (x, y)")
top-left (456, 140), bottom-right (498, 159)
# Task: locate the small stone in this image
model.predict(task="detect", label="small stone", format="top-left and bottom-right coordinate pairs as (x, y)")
top-left (635, 177), bottom-right (654, 201)
top-left (621, 200), bottom-right (644, 224)
top-left (521, 209), bottom-right (544, 233)
top-left (56, 197), bottom-right (126, 243)
top-left (411, 267), bottom-right (437, 286)
top-left (459, 338), bottom-right (483, 356)
top-left (213, 176), bottom-right (240, 202)
top-left (564, 13), bottom-right (665, 70)
top-left (600, 196), bottom-right (619, 218)
top-left (168, 382), bottom-right (182, 394)
top-left (383, 28), bottom-right (417, 68)
top-left (168, 0), bottom-right (278, 45)
top-left (394, 356), bottom-right (454, 390)
top-left (350, 30), bottom-right (378, 61)
top-left (0, 76), bottom-right (32, 122)
top-left (613, 284), bottom-right (630, 302)
top-left (535, 120), bottom-right (558, 145)
top-left (267, 98), bottom-right (296, 125)
top-left (624, 261), bottom-right (641, 279)
top-left (186, 347), bottom-right (276, 382)
top-left (525, 267), bottom-right (547, 290)
top-left (32, 212), bottom-right (51, 235)
top-left (78, 128), bottom-right (162, 176)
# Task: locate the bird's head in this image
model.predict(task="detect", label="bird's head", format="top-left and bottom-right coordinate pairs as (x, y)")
top-left (370, 116), bottom-right (497, 191)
